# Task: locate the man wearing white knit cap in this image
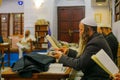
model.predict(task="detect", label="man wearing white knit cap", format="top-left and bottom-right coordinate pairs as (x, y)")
top-left (81, 17), bottom-right (97, 26)
top-left (52, 17), bottom-right (113, 80)
top-left (98, 23), bottom-right (118, 65)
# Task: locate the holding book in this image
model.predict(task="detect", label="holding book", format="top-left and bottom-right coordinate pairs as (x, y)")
top-left (91, 49), bottom-right (119, 78)
top-left (48, 17), bottom-right (114, 80)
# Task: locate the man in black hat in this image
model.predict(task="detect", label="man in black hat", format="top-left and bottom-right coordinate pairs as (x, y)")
top-left (52, 17), bottom-right (113, 80)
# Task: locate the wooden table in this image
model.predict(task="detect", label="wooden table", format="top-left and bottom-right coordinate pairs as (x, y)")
top-left (0, 43), bottom-right (10, 69)
top-left (2, 67), bottom-right (71, 80)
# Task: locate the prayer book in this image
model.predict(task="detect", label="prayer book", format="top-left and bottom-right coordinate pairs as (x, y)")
top-left (46, 35), bottom-right (59, 49)
top-left (51, 35), bottom-right (62, 48)
top-left (48, 63), bottom-right (65, 73)
top-left (91, 49), bottom-right (119, 77)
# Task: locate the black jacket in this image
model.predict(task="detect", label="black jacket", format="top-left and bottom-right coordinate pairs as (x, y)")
top-left (11, 53), bottom-right (56, 77)
top-left (59, 33), bottom-right (113, 80)
top-left (105, 32), bottom-right (118, 64)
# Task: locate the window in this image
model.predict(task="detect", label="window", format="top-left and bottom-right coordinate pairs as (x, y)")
top-left (0, 13), bottom-right (10, 39)
top-left (13, 13), bottom-right (24, 35)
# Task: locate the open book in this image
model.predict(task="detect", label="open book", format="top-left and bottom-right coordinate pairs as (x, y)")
top-left (46, 35), bottom-right (61, 49)
top-left (47, 63), bottom-right (68, 73)
top-left (91, 49), bottom-right (119, 77)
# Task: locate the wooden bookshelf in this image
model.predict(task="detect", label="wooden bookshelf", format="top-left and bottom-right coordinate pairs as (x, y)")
top-left (115, 0), bottom-right (120, 21)
top-left (35, 25), bottom-right (48, 50)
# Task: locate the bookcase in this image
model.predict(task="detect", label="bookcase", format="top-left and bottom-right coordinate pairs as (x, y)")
top-left (35, 25), bottom-right (48, 50)
top-left (115, 0), bottom-right (120, 21)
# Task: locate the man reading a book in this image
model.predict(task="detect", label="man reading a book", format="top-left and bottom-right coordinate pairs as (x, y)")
top-left (98, 23), bottom-right (118, 65)
top-left (51, 17), bottom-right (113, 80)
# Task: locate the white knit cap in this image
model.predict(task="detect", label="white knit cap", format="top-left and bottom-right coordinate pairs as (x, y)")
top-left (81, 17), bottom-right (97, 27)
top-left (98, 23), bottom-right (111, 28)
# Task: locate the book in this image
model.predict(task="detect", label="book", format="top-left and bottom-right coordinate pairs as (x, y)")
top-left (46, 34), bottom-right (59, 49)
top-left (47, 63), bottom-right (69, 73)
top-left (51, 35), bottom-right (62, 48)
top-left (91, 49), bottom-right (119, 77)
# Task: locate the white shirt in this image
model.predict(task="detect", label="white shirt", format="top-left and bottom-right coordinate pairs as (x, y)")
top-left (20, 35), bottom-right (36, 49)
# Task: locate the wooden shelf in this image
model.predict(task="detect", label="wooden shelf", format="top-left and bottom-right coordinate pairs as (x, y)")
top-left (35, 25), bottom-right (48, 50)
top-left (115, 0), bottom-right (120, 21)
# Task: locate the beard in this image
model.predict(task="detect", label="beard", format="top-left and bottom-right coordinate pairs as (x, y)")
top-left (77, 36), bottom-right (86, 57)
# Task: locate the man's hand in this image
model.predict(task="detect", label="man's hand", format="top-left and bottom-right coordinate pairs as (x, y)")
top-left (51, 51), bottom-right (63, 59)
top-left (114, 73), bottom-right (120, 80)
top-left (55, 46), bottom-right (68, 55)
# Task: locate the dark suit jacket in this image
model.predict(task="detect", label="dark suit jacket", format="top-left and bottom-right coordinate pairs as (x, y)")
top-left (105, 32), bottom-right (118, 64)
top-left (59, 33), bottom-right (113, 80)
top-left (0, 36), bottom-right (3, 43)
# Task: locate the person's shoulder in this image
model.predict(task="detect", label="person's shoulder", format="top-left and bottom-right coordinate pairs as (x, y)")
top-left (92, 33), bottom-right (104, 41)
top-left (89, 33), bottom-right (106, 45)
top-left (29, 35), bottom-right (35, 38)
top-left (107, 33), bottom-right (118, 40)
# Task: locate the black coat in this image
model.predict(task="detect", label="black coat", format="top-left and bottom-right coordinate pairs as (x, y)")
top-left (59, 33), bottom-right (113, 80)
top-left (105, 32), bottom-right (118, 64)
top-left (11, 53), bottom-right (56, 77)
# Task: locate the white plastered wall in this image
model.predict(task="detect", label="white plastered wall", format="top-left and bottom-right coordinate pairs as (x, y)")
top-left (0, 0), bottom-right (111, 38)
top-left (85, 0), bottom-right (111, 25)
top-left (24, 0), bottom-right (57, 36)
